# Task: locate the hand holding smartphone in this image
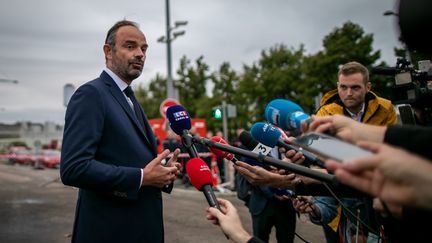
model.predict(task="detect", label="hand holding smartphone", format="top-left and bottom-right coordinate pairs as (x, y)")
top-left (292, 132), bottom-right (373, 162)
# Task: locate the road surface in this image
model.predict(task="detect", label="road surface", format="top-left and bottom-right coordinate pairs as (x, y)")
top-left (0, 162), bottom-right (325, 242)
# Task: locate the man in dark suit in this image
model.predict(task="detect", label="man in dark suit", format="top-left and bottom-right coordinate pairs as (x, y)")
top-left (60, 20), bottom-right (181, 243)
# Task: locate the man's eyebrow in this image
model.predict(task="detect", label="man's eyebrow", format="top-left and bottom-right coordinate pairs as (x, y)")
top-left (124, 40), bottom-right (137, 45)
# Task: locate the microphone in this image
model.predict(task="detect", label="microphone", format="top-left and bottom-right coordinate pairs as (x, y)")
top-left (371, 66), bottom-right (399, 76)
top-left (186, 157), bottom-right (230, 239)
top-left (238, 130), bottom-right (272, 157)
top-left (186, 157), bottom-right (220, 209)
top-left (238, 130), bottom-right (273, 169)
top-left (264, 99), bottom-right (310, 133)
top-left (250, 122), bottom-right (325, 168)
top-left (166, 105), bottom-right (198, 158)
top-left (208, 136), bottom-right (238, 164)
top-left (193, 136), bottom-right (337, 184)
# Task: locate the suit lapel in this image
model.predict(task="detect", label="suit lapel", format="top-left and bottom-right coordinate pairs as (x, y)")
top-left (100, 72), bottom-right (156, 155)
top-left (137, 107), bottom-right (157, 152)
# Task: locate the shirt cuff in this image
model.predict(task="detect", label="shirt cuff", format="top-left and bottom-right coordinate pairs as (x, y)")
top-left (140, 168), bottom-right (144, 188)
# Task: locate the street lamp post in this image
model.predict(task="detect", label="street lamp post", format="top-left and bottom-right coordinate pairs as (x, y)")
top-left (383, 10), bottom-right (411, 62)
top-left (158, 0), bottom-right (187, 100)
top-left (0, 78), bottom-right (18, 84)
top-left (0, 78), bottom-right (18, 111)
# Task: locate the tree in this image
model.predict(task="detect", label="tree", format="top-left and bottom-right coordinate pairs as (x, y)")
top-left (136, 21), bottom-right (400, 134)
top-left (135, 73), bottom-right (167, 119)
top-left (301, 21), bottom-right (383, 111)
top-left (237, 44), bottom-right (307, 127)
top-left (175, 55), bottom-right (211, 118)
top-left (208, 62), bottom-right (239, 132)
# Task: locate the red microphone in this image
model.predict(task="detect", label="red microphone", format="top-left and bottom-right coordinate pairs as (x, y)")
top-left (186, 157), bottom-right (221, 210)
top-left (186, 157), bottom-right (229, 239)
top-left (209, 136), bottom-right (238, 164)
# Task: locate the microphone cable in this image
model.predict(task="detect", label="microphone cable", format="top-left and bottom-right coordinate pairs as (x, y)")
top-left (322, 182), bottom-right (382, 240)
top-left (294, 232), bottom-right (311, 243)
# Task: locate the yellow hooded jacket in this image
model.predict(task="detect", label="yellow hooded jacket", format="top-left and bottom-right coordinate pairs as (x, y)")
top-left (315, 89), bottom-right (397, 234)
top-left (316, 89), bottom-right (397, 126)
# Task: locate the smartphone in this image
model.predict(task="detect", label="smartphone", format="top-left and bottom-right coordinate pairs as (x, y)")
top-left (292, 132), bottom-right (373, 162)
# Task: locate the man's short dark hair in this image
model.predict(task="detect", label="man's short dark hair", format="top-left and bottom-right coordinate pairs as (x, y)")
top-left (105, 20), bottom-right (140, 47)
top-left (338, 61), bottom-right (370, 84)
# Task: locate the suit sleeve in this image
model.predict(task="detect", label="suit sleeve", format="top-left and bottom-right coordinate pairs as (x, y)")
top-left (384, 124), bottom-right (432, 159)
top-left (60, 84), bottom-right (141, 200)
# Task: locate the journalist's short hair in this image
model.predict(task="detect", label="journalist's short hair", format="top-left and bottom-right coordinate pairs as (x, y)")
top-left (338, 61), bottom-right (369, 84)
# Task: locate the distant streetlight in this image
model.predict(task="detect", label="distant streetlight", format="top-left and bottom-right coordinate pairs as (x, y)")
top-left (158, 0), bottom-right (188, 100)
top-left (383, 9), bottom-right (411, 61)
top-left (383, 10), bottom-right (399, 16)
top-left (0, 78), bottom-right (18, 84)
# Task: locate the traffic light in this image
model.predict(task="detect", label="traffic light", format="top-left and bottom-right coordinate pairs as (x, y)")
top-left (213, 106), bottom-right (223, 119)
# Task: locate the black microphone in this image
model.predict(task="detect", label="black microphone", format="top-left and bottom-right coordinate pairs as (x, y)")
top-left (193, 136), bottom-right (338, 185)
top-left (239, 130), bottom-right (273, 156)
top-left (371, 66), bottom-right (399, 76)
top-left (166, 105), bottom-right (199, 158)
top-left (237, 131), bottom-right (273, 170)
top-left (250, 122), bottom-right (325, 168)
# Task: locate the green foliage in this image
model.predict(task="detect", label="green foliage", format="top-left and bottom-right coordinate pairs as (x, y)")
top-left (237, 44), bottom-right (307, 126)
top-left (301, 21), bottom-right (382, 112)
top-left (176, 55), bottom-right (211, 117)
top-left (209, 62), bottom-right (240, 131)
top-left (9, 141), bottom-right (28, 148)
top-left (135, 73), bottom-right (167, 119)
top-left (136, 21), bottom-right (400, 135)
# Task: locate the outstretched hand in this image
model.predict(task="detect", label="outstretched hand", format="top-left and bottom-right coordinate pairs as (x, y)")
top-left (326, 141), bottom-right (432, 210)
top-left (308, 114), bottom-right (386, 144)
top-left (234, 161), bottom-right (300, 188)
top-left (206, 198), bottom-right (252, 243)
top-left (142, 149), bottom-right (180, 188)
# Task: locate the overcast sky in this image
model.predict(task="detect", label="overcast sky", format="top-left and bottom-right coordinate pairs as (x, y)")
top-left (0, 0), bottom-right (401, 124)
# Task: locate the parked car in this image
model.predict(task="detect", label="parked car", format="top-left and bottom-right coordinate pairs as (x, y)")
top-left (33, 149), bottom-right (61, 168)
top-left (4, 146), bottom-right (28, 164)
top-left (13, 149), bottom-right (34, 165)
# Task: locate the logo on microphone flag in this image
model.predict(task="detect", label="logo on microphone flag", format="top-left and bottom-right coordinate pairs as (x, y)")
top-left (173, 111), bottom-right (189, 121)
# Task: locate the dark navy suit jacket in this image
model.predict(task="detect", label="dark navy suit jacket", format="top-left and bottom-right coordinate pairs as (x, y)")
top-left (61, 71), bottom-right (170, 243)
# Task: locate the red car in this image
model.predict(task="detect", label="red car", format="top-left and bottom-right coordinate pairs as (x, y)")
top-left (13, 149), bottom-right (34, 165)
top-left (33, 149), bottom-right (61, 168)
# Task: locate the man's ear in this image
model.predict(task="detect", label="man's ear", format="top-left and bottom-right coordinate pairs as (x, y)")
top-left (366, 81), bottom-right (372, 91)
top-left (103, 44), bottom-right (112, 61)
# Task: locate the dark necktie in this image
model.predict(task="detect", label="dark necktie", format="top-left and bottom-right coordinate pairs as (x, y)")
top-left (124, 86), bottom-right (145, 128)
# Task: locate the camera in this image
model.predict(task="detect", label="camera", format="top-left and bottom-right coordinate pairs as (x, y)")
top-left (373, 58), bottom-right (432, 125)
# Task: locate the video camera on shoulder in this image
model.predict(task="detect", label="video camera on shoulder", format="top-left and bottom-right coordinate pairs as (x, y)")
top-left (373, 58), bottom-right (432, 125)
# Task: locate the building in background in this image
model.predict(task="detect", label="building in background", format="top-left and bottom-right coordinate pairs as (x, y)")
top-left (0, 121), bottom-right (63, 150)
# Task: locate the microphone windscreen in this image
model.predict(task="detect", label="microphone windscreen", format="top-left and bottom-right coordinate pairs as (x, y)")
top-left (166, 105), bottom-right (192, 135)
top-left (264, 99), bottom-right (303, 130)
top-left (238, 131), bottom-right (259, 151)
top-left (210, 136), bottom-right (235, 161)
top-left (237, 131), bottom-right (266, 168)
top-left (186, 157), bottom-right (213, 190)
top-left (371, 66), bottom-right (398, 76)
top-left (250, 122), bottom-right (281, 147)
